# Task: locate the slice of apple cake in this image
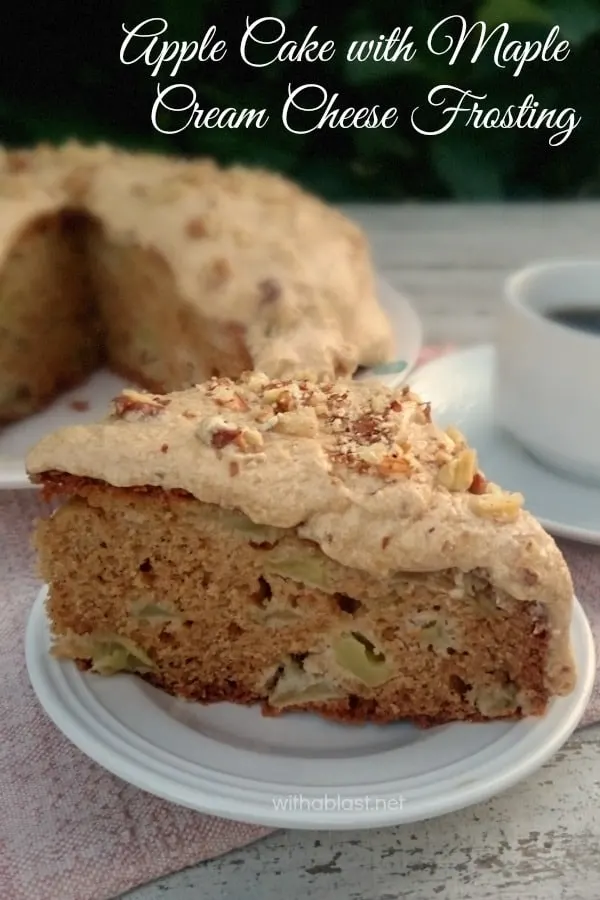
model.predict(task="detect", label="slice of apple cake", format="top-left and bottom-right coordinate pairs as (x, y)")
top-left (26, 372), bottom-right (576, 725)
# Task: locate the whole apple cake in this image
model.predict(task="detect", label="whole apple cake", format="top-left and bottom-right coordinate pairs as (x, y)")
top-left (0, 141), bottom-right (393, 423)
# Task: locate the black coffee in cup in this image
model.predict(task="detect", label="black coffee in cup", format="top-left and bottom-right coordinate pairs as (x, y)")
top-left (545, 307), bottom-right (600, 335)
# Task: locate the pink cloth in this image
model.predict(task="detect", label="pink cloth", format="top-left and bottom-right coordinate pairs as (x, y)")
top-left (1, 346), bottom-right (599, 900)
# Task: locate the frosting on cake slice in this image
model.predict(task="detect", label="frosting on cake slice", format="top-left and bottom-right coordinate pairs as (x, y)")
top-left (26, 372), bottom-right (576, 724)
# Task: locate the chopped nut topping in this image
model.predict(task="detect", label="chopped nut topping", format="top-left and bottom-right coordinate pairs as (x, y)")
top-left (263, 385), bottom-right (298, 410)
top-left (255, 409), bottom-right (278, 427)
top-left (435, 445), bottom-right (454, 465)
top-left (470, 492), bottom-right (524, 521)
top-left (211, 387), bottom-right (249, 412)
top-left (352, 414), bottom-right (380, 442)
top-left (235, 428), bottom-right (264, 452)
top-left (274, 408), bottom-right (319, 437)
top-left (355, 443), bottom-right (387, 465)
top-left (323, 393), bottom-right (426, 473)
top-left (307, 388), bottom-right (328, 408)
top-left (370, 394), bottom-right (389, 415)
top-left (210, 385), bottom-right (234, 403)
top-left (212, 430), bottom-right (240, 449)
top-left (468, 472), bottom-right (487, 494)
top-left (207, 375), bottom-right (234, 391)
top-left (244, 372), bottom-right (270, 392)
top-left (99, 368), bottom-right (528, 526)
top-left (112, 390), bottom-right (168, 419)
top-left (275, 390), bottom-right (296, 413)
top-left (224, 395), bottom-right (250, 412)
top-left (437, 449), bottom-right (477, 492)
top-left (195, 416), bottom-right (240, 448)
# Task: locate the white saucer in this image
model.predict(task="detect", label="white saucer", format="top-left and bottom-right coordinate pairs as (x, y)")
top-left (26, 586), bottom-right (594, 830)
top-left (0, 276), bottom-right (421, 490)
top-left (410, 344), bottom-right (600, 545)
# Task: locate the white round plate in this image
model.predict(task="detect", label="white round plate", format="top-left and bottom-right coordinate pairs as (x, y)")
top-left (26, 586), bottom-right (593, 830)
top-left (410, 344), bottom-right (600, 545)
top-left (0, 276), bottom-right (421, 490)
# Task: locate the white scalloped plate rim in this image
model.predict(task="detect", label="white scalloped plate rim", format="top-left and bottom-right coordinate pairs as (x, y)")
top-left (26, 586), bottom-right (594, 830)
top-left (0, 275), bottom-right (421, 490)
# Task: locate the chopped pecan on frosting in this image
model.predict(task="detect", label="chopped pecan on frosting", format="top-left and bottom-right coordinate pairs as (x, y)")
top-left (210, 384), bottom-right (249, 412)
top-left (468, 472), bottom-right (488, 494)
top-left (195, 413), bottom-right (265, 454)
top-left (437, 449), bottom-right (478, 492)
top-left (234, 427), bottom-right (264, 452)
top-left (112, 389), bottom-right (169, 419)
top-left (104, 377), bottom-right (516, 502)
top-left (203, 372), bottom-right (454, 481)
top-left (273, 408), bottom-right (319, 437)
top-left (196, 415), bottom-right (240, 449)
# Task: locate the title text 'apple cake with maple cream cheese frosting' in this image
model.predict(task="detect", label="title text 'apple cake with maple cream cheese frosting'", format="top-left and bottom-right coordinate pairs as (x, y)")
top-left (0, 140), bottom-right (393, 423)
top-left (26, 372), bottom-right (576, 726)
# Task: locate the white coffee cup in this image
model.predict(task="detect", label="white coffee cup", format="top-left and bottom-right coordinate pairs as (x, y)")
top-left (493, 259), bottom-right (600, 485)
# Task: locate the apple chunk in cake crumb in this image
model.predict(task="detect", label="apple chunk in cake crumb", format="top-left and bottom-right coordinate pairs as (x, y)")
top-left (26, 371), bottom-right (576, 726)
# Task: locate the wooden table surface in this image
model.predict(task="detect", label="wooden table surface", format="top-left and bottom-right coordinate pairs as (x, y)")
top-left (123, 203), bottom-right (600, 900)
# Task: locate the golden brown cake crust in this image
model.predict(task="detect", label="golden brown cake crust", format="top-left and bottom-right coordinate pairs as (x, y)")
top-left (27, 371), bottom-right (576, 699)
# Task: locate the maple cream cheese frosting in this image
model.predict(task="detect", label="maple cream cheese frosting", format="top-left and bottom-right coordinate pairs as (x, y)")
top-left (0, 141), bottom-right (393, 379)
top-left (26, 372), bottom-right (573, 621)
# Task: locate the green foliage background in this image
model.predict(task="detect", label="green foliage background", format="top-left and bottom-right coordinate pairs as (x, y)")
top-left (1, 0), bottom-right (599, 200)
